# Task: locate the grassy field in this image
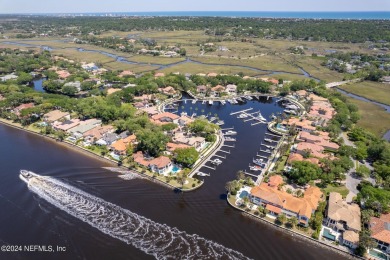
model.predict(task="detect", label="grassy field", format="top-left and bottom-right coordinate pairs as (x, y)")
top-left (294, 56), bottom-right (344, 82)
top-left (127, 55), bottom-right (186, 65)
top-left (158, 62), bottom-right (260, 76)
top-left (339, 81), bottom-right (390, 106)
top-left (190, 55), bottom-right (301, 73)
top-left (345, 97), bottom-right (390, 137)
top-left (322, 184), bottom-right (349, 198)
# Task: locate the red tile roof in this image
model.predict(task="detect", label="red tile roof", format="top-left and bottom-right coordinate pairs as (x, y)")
top-left (370, 213), bottom-right (390, 244)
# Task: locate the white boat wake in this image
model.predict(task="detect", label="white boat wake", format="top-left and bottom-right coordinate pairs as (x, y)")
top-left (26, 175), bottom-right (250, 260)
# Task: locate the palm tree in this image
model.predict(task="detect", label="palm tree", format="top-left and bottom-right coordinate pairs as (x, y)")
top-left (277, 213), bottom-right (287, 225)
top-left (288, 216), bottom-right (298, 228)
top-left (225, 181), bottom-right (236, 194)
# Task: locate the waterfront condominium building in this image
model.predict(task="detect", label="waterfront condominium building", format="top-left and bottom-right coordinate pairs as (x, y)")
top-left (249, 175), bottom-right (323, 227)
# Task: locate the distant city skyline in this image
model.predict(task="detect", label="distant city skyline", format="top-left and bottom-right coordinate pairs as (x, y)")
top-left (0, 0), bottom-right (389, 13)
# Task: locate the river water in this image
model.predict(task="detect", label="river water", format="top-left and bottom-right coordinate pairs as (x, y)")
top-left (0, 96), bottom-right (347, 260)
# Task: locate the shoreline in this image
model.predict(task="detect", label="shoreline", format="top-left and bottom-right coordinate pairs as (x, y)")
top-left (226, 196), bottom-right (362, 260)
top-left (0, 119), bottom-right (204, 192)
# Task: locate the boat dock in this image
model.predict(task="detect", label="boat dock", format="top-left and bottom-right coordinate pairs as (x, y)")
top-left (230, 108), bottom-right (253, 115)
top-left (222, 144), bottom-right (235, 148)
top-left (219, 150), bottom-right (231, 154)
top-left (259, 149), bottom-right (272, 154)
top-left (265, 133), bottom-right (281, 139)
top-left (203, 165), bottom-right (216, 170)
top-left (213, 154), bottom-right (226, 159)
top-left (257, 154), bottom-right (269, 159)
top-left (243, 171), bottom-right (259, 178)
top-left (265, 138), bottom-right (278, 143)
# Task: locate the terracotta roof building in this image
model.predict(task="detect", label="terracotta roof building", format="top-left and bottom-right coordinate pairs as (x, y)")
top-left (110, 134), bottom-right (137, 155)
top-left (250, 178), bottom-right (322, 227)
top-left (43, 110), bottom-right (70, 123)
top-left (132, 151), bottom-right (173, 175)
top-left (370, 213), bottom-right (390, 253)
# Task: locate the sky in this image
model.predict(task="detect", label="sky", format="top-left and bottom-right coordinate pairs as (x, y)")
top-left (0, 0), bottom-right (389, 13)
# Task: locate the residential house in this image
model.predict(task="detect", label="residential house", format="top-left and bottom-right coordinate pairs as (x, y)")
top-left (53, 119), bottom-right (81, 132)
top-left (295, 90), bottom-right (308, 99)
top-left (172, 132), bottom-right (206, 152)
top-left (324, 192), bottom-right (361, 248)
top-left (13, 103), bottom-right (34, 116)
top-left (140, 106), bottom-right (159, 116)
top-left (166, 142), bottom-right (191, 152)
top-left (67, 119), bottom-right (102, 139)
top-left (282, 118), bottom-right (316, 133)
top-left (211, 85), bottom-right (225, 96)
top-left (151, 112), bottom-right (180, 125)
top-left (287, 153), bottom-right (320, 166)
top-left (56, 70), bottom-right (71, 79)
top-left (133, 151), bottom-right (173, 175)
top-left (197, 85), bottom-right (207, 95)
top-left (207, 72), bottom-right (218, 77)
top-left (43, 110), bottom-right (70, 123)
top-left (294, 142), bottom-right (327, 159)
top-left (159, 86), bottom-right (176, 96)
top-left (370, 213), bottom-right (390, 253)
top-left (64, 81), bottom-right (81, 92)
top-left (297, 131), bottom-right (339, 151)
top-left (119, 70), bottom-right (134, 77)
top-left (226, 84), bottom-right (237, 94)
top-left (83, 125), bottom-right (115, 144)
top-left (96, 132), bottom-right (118, 146)
top-left (0, 73), bottom-right (18, 82)
top-left (250, 176), bottom-right (322, 227)
top-left (178, 114), bottom-right (194, 126)
top-left (110, 134), bottom-right (137, 155)
top-left (106, 88), bottom-right (121, 95)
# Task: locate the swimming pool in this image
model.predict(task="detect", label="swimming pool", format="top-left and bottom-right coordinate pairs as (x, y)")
top-left (171, 165), bottom-right (181, 174)
top-left (322, 228), bottom-right (336, 241)
top-left (240, 190), bottom-right (249, 199)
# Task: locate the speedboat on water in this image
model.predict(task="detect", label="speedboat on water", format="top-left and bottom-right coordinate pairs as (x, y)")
top-left (19, 170), bottom-right (39, 183)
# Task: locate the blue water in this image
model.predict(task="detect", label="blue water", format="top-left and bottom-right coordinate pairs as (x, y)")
top-left (239, 190), bottom-right (249, 199)
top-left (33, 11), bottom-right (390, 20)
top-left (172, 165), bottom-right (181, 174)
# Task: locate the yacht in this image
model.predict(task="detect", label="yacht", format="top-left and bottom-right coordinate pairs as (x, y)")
top-left (19, 170), bottom-right (39, 184)
top-left (192, 99), bottom-right (197, 104)
top-left (197, 172), bottom-right (210, 177)
top-left (249, 165), bottom-right (262, 171)
top-left (208, 100), bottom-right (213, 105)
top-left (209, 117), bottom-right (217, 122)
top-left (236, 97), bottom-right (243, 102)
top-left (257, 112), bottom-right (266, 121)
top-left (224, 137), bottom-right (236, 141)
top-left (264, 138), bottom-right (273, 142)
top-left (253, 159), bottom-right (264, 166)
top-left (237, 113), bottom-right (248, 119)
top-left (220, 100), bottom-right (226, 105)
top-left (216, 120), bottom-right (224, 126)
top-left (246, 96), bottom-right (253, 100)
top-left (211, 159), bottom-right (223, 165)
top-left (224, 130), bottom-right (237, 135)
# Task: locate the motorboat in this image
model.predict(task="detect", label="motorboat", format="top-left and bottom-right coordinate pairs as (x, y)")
top-left (253, 159), bottom-right (264, 166)
top-left (216, 120), bottom-right (224, 126)
top-left (19, 170), bottom-right (39, 184)
top-left (249, 165), bottom-right (262, 171)
top-left (237, 113), bottom-right (248, 119)
top-left (224, 130), bottom-right (237, 135)
top-left (192, 99), bottom-right (197, 104)
top-left (224, 137), bottom-right (236, 141)
top-left (197, 172), bottom-right (210, 177)
top-left (210, 159), bottom-right (222, 165)
top-left (208, 100), bottom-right (213, 105)
top-left (245, 96), bottom-right (253, 100)
top-left (220, 100), bottom-right (226, 105)
top-left (210, 117), bottom-right (217, 122)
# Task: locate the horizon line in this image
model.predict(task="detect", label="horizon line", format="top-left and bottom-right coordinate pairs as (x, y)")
top-left (1, 10), bottom-right (390, 15)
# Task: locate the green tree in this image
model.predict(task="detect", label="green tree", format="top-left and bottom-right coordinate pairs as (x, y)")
top-left (288, 216), bottom-right (298, 228)
top-left (277, 213), bottom-right (287, 225)
top-left (174, 147), bottom-right (199, 167)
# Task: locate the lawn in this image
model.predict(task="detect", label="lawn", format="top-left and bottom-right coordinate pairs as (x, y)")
top-left (322, 184), bottom-right (349, 198)
top-left (294, 56), bottom-right (344, 82)
top-left (345, 97), bottom-right (390, 138)
top-left (190, 55), bottom-right (301, 74)
top-left (339, 81), bottom-right (390, 106)
top-left (158, 62), bottom-right (260, 76)
top-left (275, 155), bottom-right (288, 173)
top-left (127, 55), bottom-right (186, 65)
